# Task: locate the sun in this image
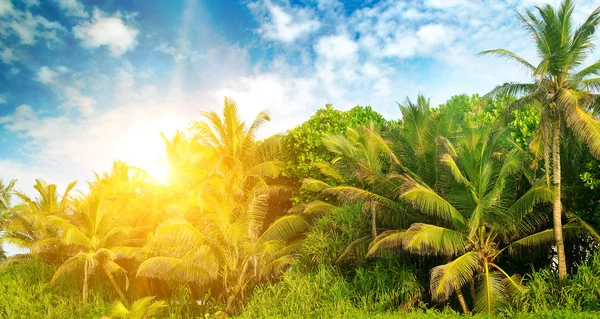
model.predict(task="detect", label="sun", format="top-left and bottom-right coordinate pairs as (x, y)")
top-left (144, 158), bottom-right (170, 185)
top-left (121, 130), bottom-right (171, 185)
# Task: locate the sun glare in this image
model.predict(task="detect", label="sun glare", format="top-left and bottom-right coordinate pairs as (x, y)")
top-left (145, 158), bottom-right (170, 185)
top-left (121, 128), bottom-right (173, 185)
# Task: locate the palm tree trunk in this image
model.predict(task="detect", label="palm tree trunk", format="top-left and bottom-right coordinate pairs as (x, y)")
top-left (455, 287), bottom-right (470, 314)
top-left (552, 118), bottom-right (567, 278)
top-left (544, 127), bottom-right (551, 187)
top-left (371, 206), bottom-right (377, 237)
top-left (106, 271), bottom-right (128, 302)
top-left (82, 259), bottom-right (88, 314)
top-left (469, 278), bottom-right (476, 303)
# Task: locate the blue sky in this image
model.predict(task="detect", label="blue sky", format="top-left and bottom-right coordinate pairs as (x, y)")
top-left (1, 0), bottom-right (599, 195)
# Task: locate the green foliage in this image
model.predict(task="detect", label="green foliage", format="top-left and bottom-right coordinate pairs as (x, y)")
top-left (0, 259), bottom-right (110, 319)
top-left (580, 160), bottom-right (600, 190)
top-left (350, 258), bottom-right (423, 312)
top-left (281, 105), bottom-right (386, 203)
top-left (510, 253), bottom-right (600, 313)
top-left (299, 204), bottom-right (370, 266)
top-left (239, 262), bottom-right (422, 318)
top-left (438, 93), bottom-right (539, 150)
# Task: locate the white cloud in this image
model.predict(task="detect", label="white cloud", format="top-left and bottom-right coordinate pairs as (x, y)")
top-left (0, 0), bottom-right (13, 17)
top-left (314, 33), bottom-right (358, 60)
top-left (54, 0), bottom-right (88, 18)
top-left (36, 66), bottom-right (59, 84)
top-left (0, 47), bottom-right (15, 64)
top-left (0, 94), bottom-right (5, 104)
top-left (35, 65), bottom-right (68, 84)
top-left (0, 10), bottom-right (65, 45)
top-left (155, 42), bottom-right (185, 61)
top-left (73, 8), bottom-right (139, 56)
top-left (252, 0), bottom-right (321, 43)
top-left (34, 66), bottom-right (97, 116)
top-left (63, 87), bottom-right (96, 116)
top-left (425, 0), bottom-right (469, 9)
top-left (9, 67), bottom-right (20, 76)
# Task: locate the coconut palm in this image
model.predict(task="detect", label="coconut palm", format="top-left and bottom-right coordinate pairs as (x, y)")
top-left (137, 172), bottom-right (308, 314)
top-left (189, 97), bottom-right (283, 181)
top-left (136, 99), bottom-right (307, 314)
top-left (0, 179), bottom-right (16, 213)
top-left (0, 179), bottom-right (17, 259)
top-left (47, 192), bottom-right (145, 307)
top-left (300, 96), bottom-right (462, 260)
top-left (366, 124), bottom-right (556, 313)
top-left (3, 179), bottom-right (77, 260)
top-left (481, 0), bottom-right (600, 277)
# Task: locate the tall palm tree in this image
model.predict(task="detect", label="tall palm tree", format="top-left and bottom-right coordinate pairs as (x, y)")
top-left (481, 0), bottom-right (600, 277)
top-left (367, 125), bottom-right (555, 313)
top-left (47, 192), bottom-right (144, 307)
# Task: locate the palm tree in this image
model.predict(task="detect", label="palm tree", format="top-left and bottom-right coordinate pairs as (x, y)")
top-left (481, 0), bottom-right (600, 277)
top-left (136, 98), bottom-right (308, 314)
top-left (367, 124), bottom-right (555, 313)
top-left (189, 97), bottom-right (283, 180)
top-left (300, 96), bottom-right (462, 259)
top-left (0, 179), bottom-right (16, 213)
top-left (47, 192), bottom-right (144, 307)
top-left (0, 179), bottom-right (17, 260)
top-left (3, 179), bottom-right (77, 261)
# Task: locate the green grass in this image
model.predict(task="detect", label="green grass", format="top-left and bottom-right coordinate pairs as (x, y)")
top-left (2, 258), bottom-right (600, 318)
top-left (0, 258), bottom-right (109, 319)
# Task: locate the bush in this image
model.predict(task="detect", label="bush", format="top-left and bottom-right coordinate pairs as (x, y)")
top-left (281, 105), bottom-right (387, 204)
top-left (0, 259), bottom-right (109, 319)
top-left (239, 264), bottom-right (356, 318)
top-left (299, 204), bottom-right (370, 266)
top-left (239, 258), bottom-right (424, 318)
top-left (350, 258), bottom-right (423, 312)
top-left (509, 253), bottom-right (600, 314)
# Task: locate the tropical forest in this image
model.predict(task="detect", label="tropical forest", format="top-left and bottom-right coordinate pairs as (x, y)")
top-left (3, 0), bottom-right (600, 318)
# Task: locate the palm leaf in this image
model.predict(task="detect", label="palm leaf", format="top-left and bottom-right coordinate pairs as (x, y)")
top-left (430, 251), bottom-right (481, 302)
top-left (403, 223), bottom-right (469, 256)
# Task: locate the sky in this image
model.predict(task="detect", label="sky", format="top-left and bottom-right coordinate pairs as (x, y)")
top-left (1, 0), bottom-right (600, 196)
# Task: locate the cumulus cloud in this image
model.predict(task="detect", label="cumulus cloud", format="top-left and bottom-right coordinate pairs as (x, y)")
top-left (73, 8), bottom-right (139, 56)
top-left (252, 0), bottom-right (321, 43)
top-left (314, 34), bottom-right (358, 60)
top-left (0, 47), bottom-right (15, 64)
top-left (36, 66), bottom-right (59, 84)
top-left (54, 0), bottom-right (88, 18)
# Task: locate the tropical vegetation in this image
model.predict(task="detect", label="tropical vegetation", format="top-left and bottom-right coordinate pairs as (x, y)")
top-left (2, 1), bottom-right (600, 318)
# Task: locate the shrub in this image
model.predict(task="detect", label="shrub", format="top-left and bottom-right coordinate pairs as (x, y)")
top-left (509, 253), bottom-right (600, 313)
top-left (299, 204), bottom-right (370, 266)
top-left (0, 259), bottom-right (109, 319)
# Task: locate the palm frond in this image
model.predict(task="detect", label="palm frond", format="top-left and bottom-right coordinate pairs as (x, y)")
top-left (366, 230), bottom-right (405, 258)
top-left (403, 223), bottom-right (469, 257)
top-left (430, 251), bottom-right (481, 302)
top-left (478, 49), bottom-right (536, 72)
